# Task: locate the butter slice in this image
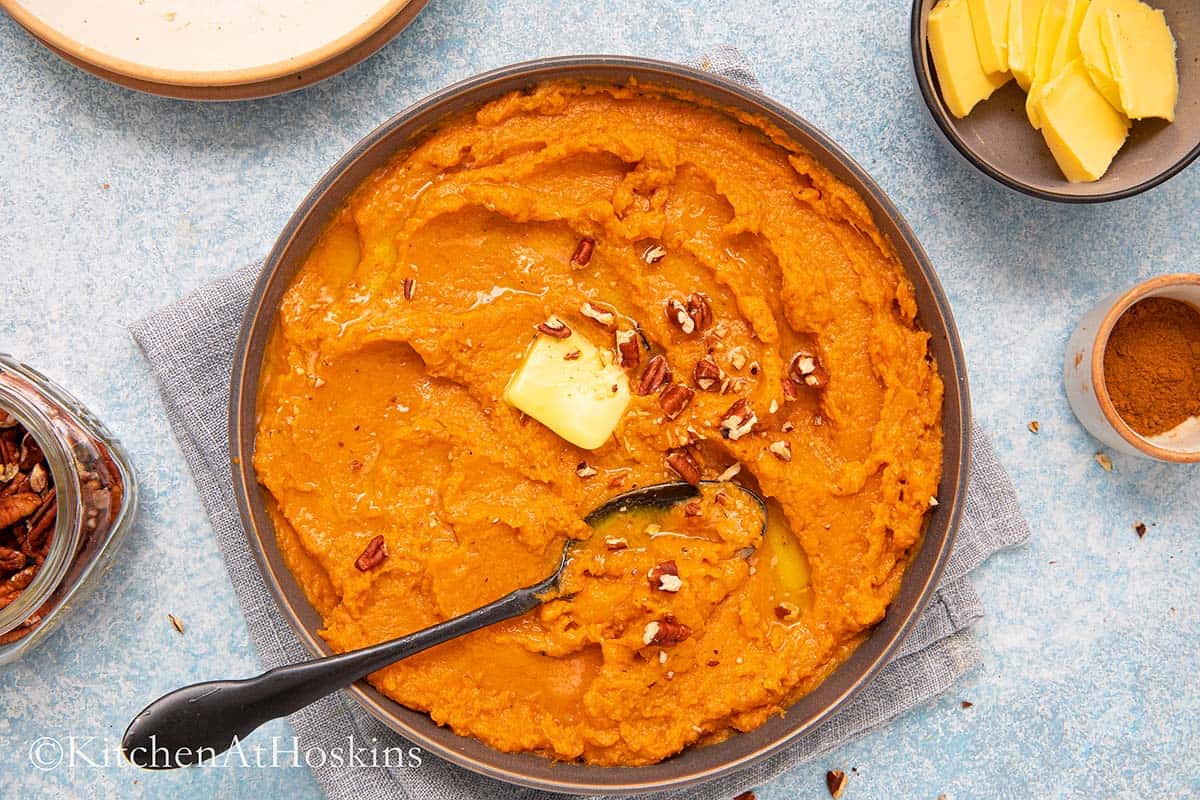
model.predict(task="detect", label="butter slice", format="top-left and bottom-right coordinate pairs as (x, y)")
top-left (504, 330), bottom-right (630, 450)
top-left (1078, 0), bottom-right (1143, 109)
top-left (1100, 5), bottom-right (1178, 122)
top-left (1024, 0), bottom-right (1068, 128)
top-left (1039, 59), bottom-right (1130, 181)
top-left (1008, 0), bottom-right (1049, 90)
top-left (968, 0), bottom-right (1011, 74)
top-left (930, 0), bottom-right (1012, 118)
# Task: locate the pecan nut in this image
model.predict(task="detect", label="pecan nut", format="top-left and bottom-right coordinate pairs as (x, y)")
top-left (637, 354), bottom-right (671, 395)
top-left (647, 560), bottom-right (681, 592)
top-left (693, 356), bottom-right (723, 391)
top-left (665, 298), bottom-right (695, 334)
top-left (642, 617), bottom-right (692, 647)
top-left (659, 383), bottom-right (694, 420)
top-left (570, 237), bottom-right (595, 269)
top-left (0, 493), bottom-right (41, 529)
top-left (665, 448), bottom-right (702, 485)
top-left (615, 329), bottom-right (641, 369)
top-left (789, 348), bottom-right (829, 389)
top-left (581, 300), bottom-right (617, 330)
top-left (354, 535), bottom-right (388, 572)
top-left (719, 399), bottom-right (758, 441)
top-left (686, 292), bottom-right (713, 331)
top-left (536, 316), bottom-right (572, 338)
top-left (0, 548), bottom-right (26, 572)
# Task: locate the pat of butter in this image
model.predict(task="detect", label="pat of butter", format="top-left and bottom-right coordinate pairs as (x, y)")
top-left (1038, 59), bottom-right (1131, 182)
top-left (1100, 5), bottom-right (1178, 122)
top-left (967, 0), bottom-right (1011, 74)
top-left (1078, 0), bottom-right (1143, 110)
top-left (929, 0), bottom-right (1012, 118)
top-left (503, 331), bottom-right (630, 450)
top-left (1008, 0), bottom-right (1049, 90)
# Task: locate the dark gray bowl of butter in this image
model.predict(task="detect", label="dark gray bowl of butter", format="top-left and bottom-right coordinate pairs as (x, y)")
top-left (911, 0), bottom-right (1200, 202)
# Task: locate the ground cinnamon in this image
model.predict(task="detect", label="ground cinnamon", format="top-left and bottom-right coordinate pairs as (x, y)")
top-left (1103, 297), bottom-right (1200, 436)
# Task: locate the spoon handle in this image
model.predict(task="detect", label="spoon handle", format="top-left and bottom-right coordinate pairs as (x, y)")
top-left (123, 581), bottom-right (549, 768)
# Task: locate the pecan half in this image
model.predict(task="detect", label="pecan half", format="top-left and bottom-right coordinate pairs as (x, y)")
top-left (665, 448), bottom-right (701, 485)
top-left (686, 292), bottom-right (713, 331)
top-left (0, 493), bottom-right (41, 529)
top-left (693, 356), bottom-right (723, 391)
top-left (615, 329), bottom-right (641, 369)
top-left (0, 548), bottom-right (26, 572)
top-left (570, 237), bottom-right (595, 269)
top-left (354, 535), bottom-right (388, 572)
top-left (648, 560), bottom-right (682, 592)
top-left (637, 355), bottom-right (671, 395)
top-left (719, 399), bottom-right (758, 441)
top-left (581, 300), bottom-right (617, 330)
top-left (536, 316), bottom-right (572, 338)
top-left (659, 383), bottom-right (694, 420)
top-left (665, 298), bottom-right (695, 334)
top-left (642, 617), bottom-right (691, 647)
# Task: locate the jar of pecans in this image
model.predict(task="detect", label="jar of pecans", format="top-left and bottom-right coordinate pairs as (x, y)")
top-left (0, 355), bottom-right (137, 663)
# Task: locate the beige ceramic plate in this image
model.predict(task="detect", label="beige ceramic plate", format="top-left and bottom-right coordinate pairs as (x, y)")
top-left (1, 0), bottom-right (426, 100)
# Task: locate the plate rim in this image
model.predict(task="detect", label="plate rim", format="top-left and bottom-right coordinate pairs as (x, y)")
top-left (2, 0), bottom-right (418, 89)
top-left (228, 54), bottom-right (972, 795)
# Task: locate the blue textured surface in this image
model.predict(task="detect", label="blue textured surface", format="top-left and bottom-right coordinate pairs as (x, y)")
top-left (1, 1), bottom-right (1197, 798)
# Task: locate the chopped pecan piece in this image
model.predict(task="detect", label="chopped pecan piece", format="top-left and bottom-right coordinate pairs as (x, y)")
top-left (615, 329), bottom-right (641, 369)
top-left (563, 349), bottom-right (582, 361)
top-left (604, 536), bottom-right (628, 551)
top-left (642, 244), bottom-right (666, 264)
top-left (665, 298), bottom-right (695, 334)
top-left (354, 535), bottom-right (388, 572)
top-left (536, 316), bottom-right (572, 338)
top-left (402, 277), bottom-right (416, 300)
top-left (648, 560), bottom-right (682, 592)
top-left (642, 617), bottom-right (691, 647)
top-left (683, 501), bottom-right (702, 517)
top-left (665, 448), bottom-right (702, 485)
top-left (686, 292), bottom-right (713, 331)
top-left (575, 461), bottom-right (598, 478)
top-left (570, 237), bottom-right (595, 269)
top-left (789, 348), bottom-right (829, 389)
top-left (637, 355), bottom-right (671, 395)
top-left (826, 769), bottom-right (848, 798)
top-left (719, 399), bottom-right (757, 441)
top-left (768, 440), bottom-right (792, 462)
top-left (659, 383), bottom-right (694, 420)
top-left (693, 356), bottom-right (723, 391)
top-left (580, 300), bottom-right (617, 330)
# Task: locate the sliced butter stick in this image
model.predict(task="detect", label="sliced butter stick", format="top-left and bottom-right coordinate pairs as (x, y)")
top-left (968, 0), bottom-right (1012, 75)
top-left (1077, 0), bottom-right (1145, 110)
top-left (930, 0), bottom-right (1012, 118)
top-left (1100, 5), bottom-right (1179, 122)
top-left (1025, 0), bottom-right (1068, 129)
top-left (1008, 0), bottom-right (1049, 91)
top-left (1038, 59), bottom-right (1130, 182)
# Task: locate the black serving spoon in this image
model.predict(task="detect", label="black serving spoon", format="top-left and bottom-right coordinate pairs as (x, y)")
top-left (122, 480), bottom-right (766, 769)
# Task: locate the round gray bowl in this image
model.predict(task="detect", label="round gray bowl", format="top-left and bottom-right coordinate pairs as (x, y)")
top-left (912, 0), bottom-right (1200, 202)
top-left (229, 55), bottom-right (970, 795)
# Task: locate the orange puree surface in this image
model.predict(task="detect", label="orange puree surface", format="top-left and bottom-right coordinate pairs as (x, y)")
top-left (253, 81), bottom-right (944, 766)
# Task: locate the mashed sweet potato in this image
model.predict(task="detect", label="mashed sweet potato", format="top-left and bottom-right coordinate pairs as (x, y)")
top-left (253, 80), bottom-right (944, 766)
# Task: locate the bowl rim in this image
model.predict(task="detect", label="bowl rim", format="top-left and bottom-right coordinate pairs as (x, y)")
top-left (0, 0), bottom-right (421, 90)
top-left (1090, 272), bottom-right (1200, 462)
top-left (909, 0), bottom-right (1200, 204)
top-left (228, 54), bottom-right (972, 795)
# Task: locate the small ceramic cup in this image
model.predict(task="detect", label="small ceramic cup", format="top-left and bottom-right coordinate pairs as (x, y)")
top-left (1065, 273), bottom-right (1200, 462)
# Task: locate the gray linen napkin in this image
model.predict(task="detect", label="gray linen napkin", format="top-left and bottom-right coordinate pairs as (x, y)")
top-left (129, 49), bottom-right (1030, 800)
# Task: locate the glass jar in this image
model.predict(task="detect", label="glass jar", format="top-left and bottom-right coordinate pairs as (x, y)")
top-left (0, 355), bottom-right (138, 664)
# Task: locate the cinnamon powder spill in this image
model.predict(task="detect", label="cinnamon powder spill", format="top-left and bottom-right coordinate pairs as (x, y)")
top-left (1103, 297), bottom-right (1200, 437)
